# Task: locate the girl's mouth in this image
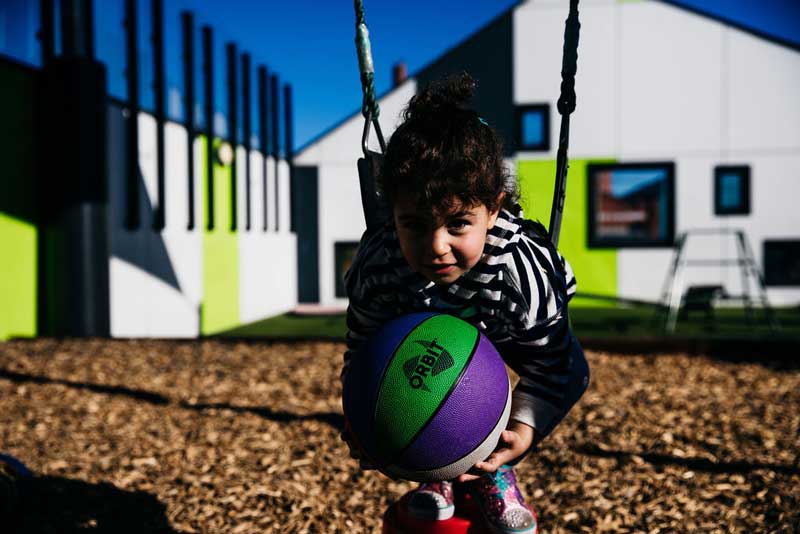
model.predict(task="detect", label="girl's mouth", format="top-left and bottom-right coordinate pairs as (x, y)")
top-left (430, 264), bottom-right (456, 275)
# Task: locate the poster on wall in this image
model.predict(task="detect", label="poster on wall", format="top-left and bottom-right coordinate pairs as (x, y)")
top-left (587, 162), bottom-right (675, 248)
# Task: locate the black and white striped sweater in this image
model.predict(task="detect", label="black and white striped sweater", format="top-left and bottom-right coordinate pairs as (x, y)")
top-left (344, 207), bottom-right (577, 433)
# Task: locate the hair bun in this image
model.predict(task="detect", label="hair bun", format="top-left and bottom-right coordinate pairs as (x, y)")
top-left (405, 72), bottom-right (476, 120)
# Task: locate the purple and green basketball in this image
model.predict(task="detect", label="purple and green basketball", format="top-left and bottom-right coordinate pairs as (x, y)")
top-left (343, 312), bottom-right (511, 482)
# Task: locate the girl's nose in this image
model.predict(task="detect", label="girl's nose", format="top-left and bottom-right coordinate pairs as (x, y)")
top-left (430, 228), bottom-right (450, 257)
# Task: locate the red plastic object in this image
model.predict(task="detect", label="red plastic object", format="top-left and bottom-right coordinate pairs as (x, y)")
top-left (382, 490), bottom-right (490, 534)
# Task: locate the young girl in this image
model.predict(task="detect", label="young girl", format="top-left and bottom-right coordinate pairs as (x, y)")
top-left (342, 73), bottom-right (590, 534)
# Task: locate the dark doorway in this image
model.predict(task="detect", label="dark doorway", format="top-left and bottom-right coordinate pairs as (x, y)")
top-left (292, 166), bottom-right (320, 302)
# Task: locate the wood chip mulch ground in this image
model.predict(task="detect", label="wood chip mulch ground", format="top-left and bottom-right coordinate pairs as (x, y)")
top-left (1, 338), bottom-right (798, 533)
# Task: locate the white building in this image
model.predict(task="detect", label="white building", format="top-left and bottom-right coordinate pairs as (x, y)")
top-left (295, 0), bottom-right (800, 309)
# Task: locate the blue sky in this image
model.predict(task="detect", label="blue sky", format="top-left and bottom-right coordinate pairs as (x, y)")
top-left (169, 0), bottom-right (797, 149)
top-left (2, 0), bottom-right (799, 149)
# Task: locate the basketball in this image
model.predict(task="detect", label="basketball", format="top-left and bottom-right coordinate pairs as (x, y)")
top-left (342, 312), bottom-right (511, 482)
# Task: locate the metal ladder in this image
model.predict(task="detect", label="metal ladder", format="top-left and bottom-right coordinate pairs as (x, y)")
top-left (657, 228), bottom-right (780, 333)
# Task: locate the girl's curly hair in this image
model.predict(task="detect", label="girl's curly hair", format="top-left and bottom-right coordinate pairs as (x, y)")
top-left (381, 72), bottom-right (518, 216)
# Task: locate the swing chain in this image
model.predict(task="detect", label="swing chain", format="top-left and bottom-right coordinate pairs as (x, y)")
top-left (355, 0), bottom-right (380, 121)
top-left (557, 0), bottom-right (580, 116)
top-left (550, 0), bottom-right (580, 248)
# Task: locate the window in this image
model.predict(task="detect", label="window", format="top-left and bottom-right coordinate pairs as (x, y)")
top-left (587, 162), bottom-right (675, 248)
top-left (764, 240), bottom-right (800, 287)
top-left (334, 241), bottom-right (360, 298)
top-left (714, 165), bottom-right (750, 215)
top-left (516, 104), bottom-right (550, 151)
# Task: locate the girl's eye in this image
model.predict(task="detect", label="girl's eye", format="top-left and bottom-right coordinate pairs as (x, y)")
top-left (448, 220), bottom-right (470, 232)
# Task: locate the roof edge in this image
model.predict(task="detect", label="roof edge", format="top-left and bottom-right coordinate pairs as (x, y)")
top-left (657, 0), bottom-right (800, 53)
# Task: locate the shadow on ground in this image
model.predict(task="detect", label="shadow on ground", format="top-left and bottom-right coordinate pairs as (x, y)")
top-left (0, 368), bottom-right (344, 431)
top-left (11, 475), bottom-right (179, 533)
top-left (575, 443), bottom-right (800, 476)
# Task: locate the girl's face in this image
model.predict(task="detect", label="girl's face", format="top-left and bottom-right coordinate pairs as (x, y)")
top-left (393, 194), bottom-right (501, 285)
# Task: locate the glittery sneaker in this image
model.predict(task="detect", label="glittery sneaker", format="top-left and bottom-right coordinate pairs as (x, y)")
top-left (405, 481), bottom-right (456, 521)
top-left (470, 465), bottom-right (538, 534)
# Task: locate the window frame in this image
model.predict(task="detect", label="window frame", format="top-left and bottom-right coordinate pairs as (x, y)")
top-left (515, 103), bottom-right (551, 152)
top-left (587, 161), bottom-right (676, 249)
top-left (714, 165), bottom-right (751, 216)
top-left (763, 239), bottom-right (800, 287)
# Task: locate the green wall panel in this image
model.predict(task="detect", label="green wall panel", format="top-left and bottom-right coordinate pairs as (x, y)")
top-left (517, 159), bottom-right (617, 308)
top-left (0, 214), bottom-right (37, 340)
top-left (0, 61), bottom-right (37, 340)
top-left (201, 137), bottom-right (240, 334)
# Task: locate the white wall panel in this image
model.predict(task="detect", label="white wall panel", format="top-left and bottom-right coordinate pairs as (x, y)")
top-left (569, 3), bottom-right (617, 157)
top-left (620, 2), bottom-right (724, 155)
top-left (138, 114), bottom-right (159, 210)
top-left (248, 151), bottom-right (265, 231)
top-left (728, 30), bottom-right (800, 152)
top-left (278, 159), bottom-right (291, 233)
top-left (109, 113), bottom-right (201, 337)
top-left (161, 232), bottom-right (202, 314)
top-left (741, 154), bottom-right (800, 305)
top-left (193, 137), bottom-right (204, 230)
top-left (110, 257), bottom-right (198, 337)
top-left (318, 162), bottom-right (368, 306)
top-left (673, 157), bottom-right (717, 231)
top-left (513, 3), bottom-right (563, 108)
top-left (239, 233), bottom-right (298, 323)
top-left (236, 146), bottom-right (248, 230)
top-left (110, 257), bottom-right (149, 338)
top-left (616, 249), bottom-right (673, 303)
top-left (162, 124), bottom-right (202, 318)
top-left (514, 1), bottom-right (617, 157)
top-left (266, 155), bottom-right (277, 231)
top-left (165, 123), bottom-right (190, 231)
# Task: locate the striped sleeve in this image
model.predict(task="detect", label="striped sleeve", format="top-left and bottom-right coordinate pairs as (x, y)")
top-left (562, 252), bottom-right (577, 300)
top-left (342, 229), bottom-right (398, 381)
top-left (491, 231), bottom-right (576, 433)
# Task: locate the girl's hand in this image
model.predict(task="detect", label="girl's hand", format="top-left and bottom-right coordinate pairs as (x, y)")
top-left (456, 421), bottom-right (534, 482)
top-left (340, 421), bottom-right (376, 471)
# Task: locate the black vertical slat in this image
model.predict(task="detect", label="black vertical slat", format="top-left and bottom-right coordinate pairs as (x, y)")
top-left (83, 0), bottom-right (94, 59)
top-left (270, 74), bottom-right (279, 231)
top-left (226, 42), bottom-right (238, 231)
top-left (258, 65), bottom-right (268, 232)
top-left (40, 0), bottom-right (55, 65)
top-left (152, 0), bottom-right (166, 230)
top-left (61, 0), bottom-right (93, 59)
top-left (242, 53), bottom-right (251, 231)
top-left (182, 11), bottom-right (195, 231)
top-left (124, 0), bottom-right (140, 230)
top-left (203, 25), bottom-right (214, 230)
top-left (40, 0), bottom-right (110, 335)
top-left (283, 84), bottom-right (294, 233)
top-left (61, 0), bottom-right (75, 56)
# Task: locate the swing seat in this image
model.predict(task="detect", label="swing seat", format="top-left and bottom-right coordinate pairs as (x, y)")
top-left (358, 150), bottom-right (390, 230)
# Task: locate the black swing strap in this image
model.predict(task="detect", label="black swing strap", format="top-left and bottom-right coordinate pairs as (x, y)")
top-left (354, 0), bottom-right (389, 230)
top-left (549, 0), bottom-right (581, 248)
